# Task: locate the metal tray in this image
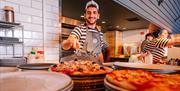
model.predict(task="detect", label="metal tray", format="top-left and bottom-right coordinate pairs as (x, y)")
top-left (104, 78), bottom-right (130, 91)
top-left (17, 63), bottom-right (55, 70)
top-left (113, 62), bottom-right (180, 74)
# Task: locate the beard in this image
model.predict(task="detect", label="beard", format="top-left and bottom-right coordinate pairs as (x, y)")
top-left (86, 17), bottom-right (97, 25)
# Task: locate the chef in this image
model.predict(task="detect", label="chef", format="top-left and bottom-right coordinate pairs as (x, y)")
top-left (62, 0), bottom-right (105, 63)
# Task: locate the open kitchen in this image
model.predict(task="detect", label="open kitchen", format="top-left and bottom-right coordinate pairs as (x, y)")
top-left (0, 0), bottom-right (180, 91)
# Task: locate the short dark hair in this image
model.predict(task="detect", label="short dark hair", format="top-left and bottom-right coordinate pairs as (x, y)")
top-left (152, 28), bottom-right (170, 38)
top-left (145, 33), bottom-right (153, 39)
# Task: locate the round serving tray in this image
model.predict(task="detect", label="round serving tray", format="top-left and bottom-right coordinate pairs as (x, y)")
top-left (17, 63), bottom-right (55, 70)
top-left (104, 78), bottom-right (131, 91)
top-left (113, 62), bottom-right (180, 74)
top-left (0, 71), bottom-right (73, 91)
top-left (0, 67), bottom-right (18, 73)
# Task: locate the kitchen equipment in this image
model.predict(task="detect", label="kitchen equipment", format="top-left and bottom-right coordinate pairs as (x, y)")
top-left (3, 6), bottom-right (15, 22)
top-left (113, 62), bottom-right (180, 74)
top-left (0, 71), bottom-right (73, 91)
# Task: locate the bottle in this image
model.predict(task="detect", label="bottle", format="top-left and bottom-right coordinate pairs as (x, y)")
top-left (27, 48), bottom-right (37, 63)
top-left (36, 50), bottom-right (44, 61)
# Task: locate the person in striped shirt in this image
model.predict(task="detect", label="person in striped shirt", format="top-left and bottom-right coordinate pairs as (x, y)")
top-left (62, 0), bottom-right (105, 63)
top-left (142, 29), bottom-right (176, 64)
top-left (141, 33), bottom-right (154, 52)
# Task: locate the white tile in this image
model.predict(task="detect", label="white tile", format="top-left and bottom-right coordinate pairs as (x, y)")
top-left (45, 33), bottom-right (53, 40)
top-left (6, 30), bottom-right (12, 37)
top-left (45, 54), bottom-right (59, 61)
top-left (24, 46), bottom-right (33, 55)
top-left (24, 39), bottom-right (43, 47)
top-left (52, 20), bottom-right (59, 27)
top-left (20, 6), bottom-right (42, 17)
top-left (32, 31), bottom-right (43, 39)
top-left (46, 0), bottom-right (59, 8)
top-left (14, 46), bottom-right (23, 55)
top-left (15, 13), bottom-right (31, 23)
top-left (0, 9), bottom-right (4, 21)
top-left (0, 1), bottom-right (20, 12)
top-left (0, 46), bottom-right (6, 55)
top-left (45, 19), bottom-right (52, 26)
top-left (24, 31), bottom-right (32, 38)
top-left (6, 46), bottom-right (13, 55)
top-left (46, 26), bottom-right (59, 34)
top-left (14, 29), bottom-right (22, 38)
top-left (45, 4), bottom-right (52, 12)
top-left (6, 0), bottom-right (31, 7)
top-left (46, 12), bottom-right (58, 20)
top-left (52, 6), bottom-right (59, 14)
top-left (0, 29), bottom-right (5, 36)
top-left (33, 0), bottom-right (42, 2)
top-left (32, 16), bottom-right (42, 24)
top-left (32, 0), bottom-right (42, 10)
top-left (22, 22), bottom-right (42, 32)
top-left (46, 48), bottom-right (59, 54)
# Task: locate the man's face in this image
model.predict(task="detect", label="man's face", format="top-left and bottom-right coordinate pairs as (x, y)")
top-left (160, 30), bottom-right (169, 38)
top-left (84, 6), bottom-right (99, 25)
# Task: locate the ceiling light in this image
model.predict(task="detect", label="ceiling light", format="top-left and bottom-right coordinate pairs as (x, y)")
top-left (80, 15), bottom-right (84, 18)
top-left (116, 25), bottom-right (119, 28)
top-left (122, 27), bottom-right (126, 30)
top-left (102, 21), bottom-right (106, 24)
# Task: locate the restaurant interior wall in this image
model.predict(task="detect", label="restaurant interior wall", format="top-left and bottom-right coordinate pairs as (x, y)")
top-left (0, 0), bottom-right (60, 62)
top-left (122, 29), bottom-right (147, 55)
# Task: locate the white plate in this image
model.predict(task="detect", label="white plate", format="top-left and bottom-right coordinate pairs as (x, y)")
top-left (114, 62), bottom-right (180, 71)
top-left (17, 63), bottom-right (55, 70)
top-left (0, 71), bottom-right (72, 91)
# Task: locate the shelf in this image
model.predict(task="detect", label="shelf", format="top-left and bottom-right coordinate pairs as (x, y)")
top-left (0, 21), bottom-right (21, 28)
top-left (0, 37), bottom-right (22, 44)
top-left (0, 41), bottom-right (23, 45)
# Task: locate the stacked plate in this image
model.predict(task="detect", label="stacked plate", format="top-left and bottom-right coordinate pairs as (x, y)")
top-left (0, 71), bottom-right (73, 91)
top-left (17, 63), bottom-right (55, 72)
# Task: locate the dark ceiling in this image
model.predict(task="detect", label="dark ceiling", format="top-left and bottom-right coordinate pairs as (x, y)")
top-left (62, 0), bottom-right (150, 32)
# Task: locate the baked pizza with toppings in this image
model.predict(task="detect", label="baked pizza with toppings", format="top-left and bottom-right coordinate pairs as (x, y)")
top-left (106, 70), bottom-right (180, 91)
top-left (50, 60), bottom-right (112, 76)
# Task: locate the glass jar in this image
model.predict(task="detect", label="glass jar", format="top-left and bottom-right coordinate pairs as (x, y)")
top-left (3, 6), bottom-right (15, 22)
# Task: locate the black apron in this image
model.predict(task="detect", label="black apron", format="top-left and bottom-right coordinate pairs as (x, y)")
top-left (60, 27), bottom-right (102, 63)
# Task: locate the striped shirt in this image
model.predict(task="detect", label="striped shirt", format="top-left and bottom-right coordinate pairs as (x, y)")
top-left (70, 23), bottom-right (104, 49)
top-left (142, 38), bottom-right (169, 63)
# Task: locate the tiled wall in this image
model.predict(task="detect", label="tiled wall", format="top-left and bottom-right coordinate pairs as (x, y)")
top-left (0, 0), bottom-right (60, 62)
top-left (122, 29), bottom-right (147, 44)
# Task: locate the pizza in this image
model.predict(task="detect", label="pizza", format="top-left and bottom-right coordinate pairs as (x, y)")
top-left (106, 70), bottom-right (180, 91)
top-left (50, 60), bottom-right (112, 76)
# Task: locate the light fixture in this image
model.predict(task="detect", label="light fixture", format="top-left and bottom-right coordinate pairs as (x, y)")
top-left (116, 25), bottom-right (120, 28)
top-left (101, 21), bottom-right (106, 24)
top-left (122, 27), bottom-right (126, 30)
top-left (80, 15), bottom-right (84, 18)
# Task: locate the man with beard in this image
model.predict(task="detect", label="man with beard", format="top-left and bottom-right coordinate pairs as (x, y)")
top-left (62, 0), bottom-right (105, 63)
